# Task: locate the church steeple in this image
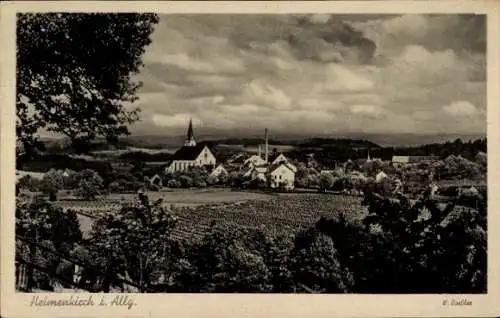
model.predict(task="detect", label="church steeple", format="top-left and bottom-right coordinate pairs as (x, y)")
top-left (184, 118), bottom-right (197, 147)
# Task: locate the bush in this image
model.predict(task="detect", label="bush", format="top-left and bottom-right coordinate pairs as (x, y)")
top-left (206, 175), bottom-right (219, 186)
top-left (167, 179), bottom-right (181, 188)
top-left (179, 176), bottom-right (193, 188)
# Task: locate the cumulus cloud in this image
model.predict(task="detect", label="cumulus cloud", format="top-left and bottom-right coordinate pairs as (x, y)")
top-left (130, 14), bottom-right (486, 136)
top-left (151, 113), bottom-right (203, 128)
top-left (442, 101), bottom-right (480, 116)
top-left (350, 104), bottom-right (385, 117)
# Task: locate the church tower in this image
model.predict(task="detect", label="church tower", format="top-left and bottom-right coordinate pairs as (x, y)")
top-left (184, 118), bottom-right (197, 147)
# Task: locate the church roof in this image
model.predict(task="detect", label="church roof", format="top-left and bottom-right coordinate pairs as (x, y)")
top-left (171, 144), bottom-right (208, 161)
top-left (186, 118), bottom-right (194, 141)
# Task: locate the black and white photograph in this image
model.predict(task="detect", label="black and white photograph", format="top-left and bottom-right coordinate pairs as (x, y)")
top-left (2, 2), bottom-right (498, 316)
top-left (11, 10), bottom-right (489, 295)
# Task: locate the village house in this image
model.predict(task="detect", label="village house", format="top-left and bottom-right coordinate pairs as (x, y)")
top-left (165, 119), bottom-right (217, 173)
top-left (209, 164), bottom-right (228, 178)
top-left (268, 163), bottom-right (296, 190)
top-left (240, 128), bottom-right (297, 190)
top-left (243, 153), bottom-right (267, 169)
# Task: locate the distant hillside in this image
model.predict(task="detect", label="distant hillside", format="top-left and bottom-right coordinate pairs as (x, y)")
top-left (296, 138), bottom-right (381, 150)
top-left (204, 138), bottom-right (287, 146)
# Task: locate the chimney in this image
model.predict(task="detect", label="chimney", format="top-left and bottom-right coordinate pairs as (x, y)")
top-left (264, 128), bottom-right (269, 164)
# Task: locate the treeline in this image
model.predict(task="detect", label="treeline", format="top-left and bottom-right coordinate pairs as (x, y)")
top-left (16, 182), bottom-right (486, 293)
top-left (288, 138), bottom-right (486, 167)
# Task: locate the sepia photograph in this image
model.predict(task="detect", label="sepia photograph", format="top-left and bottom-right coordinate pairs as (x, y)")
top-left (1, 1), bottom-right (499, 317)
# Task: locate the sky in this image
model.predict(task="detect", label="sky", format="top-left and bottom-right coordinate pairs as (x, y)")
top-left (130, 14), bottom-right (486, 138)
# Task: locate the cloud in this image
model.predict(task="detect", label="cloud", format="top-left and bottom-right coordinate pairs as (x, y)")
top-left (146, 52), bottom-right (246, 75)
top-left (308, 14), bottom-right (332, 24)
top-left (128, 14), bottom-right (486, 137)
top-left (353, 14), bottom-right (486, 57)
top-left (319, 64), bottom-right (375, 92)
top-left (442, 101), bottom-right (480, 116)
top-left (350, 104), bottom-right (385, 117)
top-left (151, 113), bottom-right (203, 128)
top-left (240, 80), bottom-right (292, 110)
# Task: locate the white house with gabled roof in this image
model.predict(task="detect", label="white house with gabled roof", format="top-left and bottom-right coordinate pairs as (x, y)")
top-left (268, 163), bottom-right (295, 190)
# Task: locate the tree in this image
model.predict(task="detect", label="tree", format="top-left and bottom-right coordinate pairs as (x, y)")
top-left (179, 175), bottom-right (193, 188)
top-left (229, 171), bottom-right (245, 187)
top-left (16, 13), bottom-right (159, 154)
top-left (167, 179), bottom-right (181, 188)
top-left (218, 172), bottom-right (229, 185)
top-left (356, 180), bottom-right (486, 293)
top-left (88, 194), bottom-right (178, 292)
top-left (318, 172), bottom-right (335, 192)
top-left (39, 169), bottom-right (64, 200)
top-left (289, 227), bottom-right (354, 293)
top-left (175, 227), bottom-right (273, 292)
top-left (206, 174), bottom-right (219, 186)
top-left (16, 197), bottom-right (82, 291)
top-left (73, 169), bottom-right (104, 199)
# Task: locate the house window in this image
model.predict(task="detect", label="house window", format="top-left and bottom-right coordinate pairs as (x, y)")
top-left (204, 152), bottom-right (208, 160)
top-left (279, 175), bottom-right (282, 180)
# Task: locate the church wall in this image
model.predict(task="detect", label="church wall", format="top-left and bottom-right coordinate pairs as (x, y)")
top-left (166, 160), bottom-right (197, 173)
top-left (195, 147), bottom-right (216, 167)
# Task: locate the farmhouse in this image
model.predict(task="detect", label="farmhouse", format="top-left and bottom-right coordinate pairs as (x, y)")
top-left (239, 128), bottom-right (297, 190)
top-left (165, 119), bottom-right (216, 173)
top-left (268, 163), bottom-right (296, 190)
top-left (244, 154), bottom-right (267, 168)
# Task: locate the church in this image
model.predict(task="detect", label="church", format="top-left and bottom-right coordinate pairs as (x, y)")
top-left (165, 119), bottom-right (217, 173)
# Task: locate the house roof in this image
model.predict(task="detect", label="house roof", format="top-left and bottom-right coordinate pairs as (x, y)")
top-left (171, 144), bottom-right (208, 161)
top-left (269, 163), bottom-right (295, 174)
top-left (231, 154), bottom-right (248, 164)
top-left (392, 155), bottom-right (439, 163)
top-left (392, 156), bottom-right (410, 163)
top-left (244, 155), bottom-right (265, 164)
top-left (211, 164), bottom-right (227, 172)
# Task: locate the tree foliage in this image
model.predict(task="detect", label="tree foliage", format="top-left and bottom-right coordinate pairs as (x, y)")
top-left (87, 194), bottom-right (178, 292)
top-left (16, 197), bottom-right (83, 290)
top-left (16, 13), bottom-right (159, 154)
top-left (73, 169), bottom-right (104, 199)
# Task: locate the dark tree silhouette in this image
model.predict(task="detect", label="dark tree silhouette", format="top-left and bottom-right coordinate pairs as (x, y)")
top-left (16, 13), bottom-right (159, 155)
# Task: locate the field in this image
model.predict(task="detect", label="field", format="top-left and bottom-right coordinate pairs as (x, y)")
top-left (52, 189), bottom-right (366, 240)
top-left (169, 193), bottom-right (367, 240)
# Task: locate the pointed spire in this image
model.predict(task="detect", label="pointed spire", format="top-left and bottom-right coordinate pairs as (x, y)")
top-left (187, 118), bottom-right (194, 140)
top-left (184, 117), bottom-right (196, 147)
